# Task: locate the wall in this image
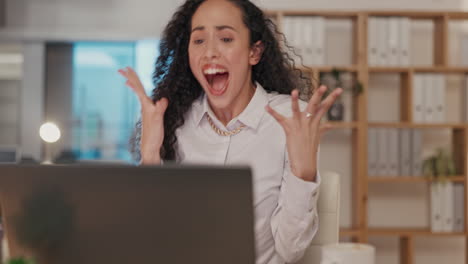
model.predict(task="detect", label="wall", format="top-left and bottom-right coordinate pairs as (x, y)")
top-left (2, 0), bottom-right (185, 41)
top-left (3, 0), bottom-right (466, 41)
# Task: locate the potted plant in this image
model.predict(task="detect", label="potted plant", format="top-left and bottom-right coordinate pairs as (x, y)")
top-left (422, 148), bottom-right (457, 181)
top-left (319, 68), bottom-right (363, 121)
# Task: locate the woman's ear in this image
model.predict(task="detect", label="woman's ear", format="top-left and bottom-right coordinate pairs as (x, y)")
top-left (249, 41), bottom-right (264, 65)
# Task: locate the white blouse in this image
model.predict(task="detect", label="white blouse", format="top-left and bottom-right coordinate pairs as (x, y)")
top-left (175, 83), bottom-right (320, 264)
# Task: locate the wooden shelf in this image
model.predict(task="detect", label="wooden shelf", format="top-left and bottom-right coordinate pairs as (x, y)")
top-left (368, 176), bottom-right (465, 183)
top-left (366, 11), bottom-right (447, 19)
top-left (369, 66), bottom-right (468, 73)
top-left (447, 12), bottom-right (468, 19)
top-left (413, 66), bottom-right (468, 73)
top-left (369, 228), bottom-right (467, 237)
top-left (340, 228), bottom-right (361, 237)
top-left (266, 10), bottom-right (359, 18)
top-left (368, 122), bottom-right (467, 129)
top-left (327, 121), bottom-right (359, 129)
top-left (369, 67), bottom-right (410, 73)
top-left (296, 65), bottom-right (358, 73)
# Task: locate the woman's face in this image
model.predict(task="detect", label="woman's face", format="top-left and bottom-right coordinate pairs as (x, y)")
top-left (188, 0), bottom-right (262, 112)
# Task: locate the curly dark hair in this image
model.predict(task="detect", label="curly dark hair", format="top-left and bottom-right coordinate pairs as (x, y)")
top-left (133, 0), bottom-right (313, 162)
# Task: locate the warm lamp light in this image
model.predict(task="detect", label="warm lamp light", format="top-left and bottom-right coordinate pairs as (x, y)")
top-left (39, 122), bottom-right (61, 143)
top-left (39, 122), bottom-right (61, 164)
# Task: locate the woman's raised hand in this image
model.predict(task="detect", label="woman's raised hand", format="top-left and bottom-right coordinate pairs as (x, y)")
top-left (118, 67), bottom-right (168, 165)
top-left (266, 86), bottom-right (342, 182)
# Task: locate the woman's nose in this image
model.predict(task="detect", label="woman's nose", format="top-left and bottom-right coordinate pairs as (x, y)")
top-left (204, 40), bottom-right (220, 59)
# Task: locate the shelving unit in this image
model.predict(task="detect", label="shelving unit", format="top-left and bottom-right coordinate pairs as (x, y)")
top-left (266, 10), bottom-right (468, 264)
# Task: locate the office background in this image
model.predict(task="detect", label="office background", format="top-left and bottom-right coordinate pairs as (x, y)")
top-left (0, 0), bottom-right (468, 263)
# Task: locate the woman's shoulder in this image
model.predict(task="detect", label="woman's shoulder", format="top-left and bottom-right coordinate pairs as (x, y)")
top-left (266, 92), bottom-right (308, 115)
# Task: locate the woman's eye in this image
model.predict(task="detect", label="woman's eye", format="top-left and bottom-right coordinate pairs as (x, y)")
top-left (221, 38), bottom-right (233, 43)
top-left (193, 39), bottom-right (204, 44)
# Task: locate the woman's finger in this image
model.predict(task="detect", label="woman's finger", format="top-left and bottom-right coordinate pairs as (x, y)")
top-left (305, 85), bottom-right (327, 116)
top-left (291, 89), bottom-right (301, 120)
top-left (118, 67), bottom-right (152, 106)
top-left (312, 88), bottom-right (343, 125)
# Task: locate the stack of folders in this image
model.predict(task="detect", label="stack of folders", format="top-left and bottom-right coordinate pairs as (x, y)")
top-left (412, 74), bottom-right (446, 123)
top-left (368, 128), bottom-right (422, 177)
top-left (430, 182), bottom-right (465, 233)
top-left (282, 16), bottom-right (325, 66)
top-left (368, 16), bottom-right (411, 66)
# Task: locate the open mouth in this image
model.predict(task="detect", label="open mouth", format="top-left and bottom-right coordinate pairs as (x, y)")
top-left (203, 65), bottom-right (230, 96)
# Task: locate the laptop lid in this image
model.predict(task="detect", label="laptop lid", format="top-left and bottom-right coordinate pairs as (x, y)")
top-left (0, 165), bottom-right (255, 264)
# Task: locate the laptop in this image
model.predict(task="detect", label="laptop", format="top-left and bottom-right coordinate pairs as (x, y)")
top-left (0, 164), bottom-right (255, 264)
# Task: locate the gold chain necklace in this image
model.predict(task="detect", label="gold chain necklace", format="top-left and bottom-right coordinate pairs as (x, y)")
top-left (206, 114), bottom-right (246, 136)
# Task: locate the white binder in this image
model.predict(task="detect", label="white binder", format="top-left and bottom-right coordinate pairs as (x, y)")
top-left (411, 129), bottom-right (422, 177)
top-left (292, 17), bottom-right (304, 66)
top-left (399, 128), bottom-right (412, 176)
top-left (387, 17), bottom-right (400, 66)
top-left (282, 16), bottom-right (294, 57)
top-left (423, 74), bottom-right (435, 123)
top-left (312, 16), bottom-right (325, 66)
top-left (367, 128), bottom-right (379, 176)
top-left (441, 182), bottom-right (455, 232)
top-left (302, 16), bottom-right (314, 66)
top-left (433, 74), bottom-right (446, 123)
top-left (453, 183), bottom-right (465, 232)
top-left (412, 74), bottom-right (425, 123)
top-left (387, 128), bottom-right (399, 176)
top-left (430, 182), bottom-right (443, 232)
top-left (368, 17), bottom-right (379, 66)
top-left (398, 17), bottom-right (411, 66)
top-left (377, 17), bottom-right (389, 66)
top-left (376, 128), bottom-right (389, 176)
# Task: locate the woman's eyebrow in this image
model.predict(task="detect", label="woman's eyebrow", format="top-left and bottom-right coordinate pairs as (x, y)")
top-left (215, 25), bottom-right (237, 32)
top-left (191, 25), bottom-right (238, 33)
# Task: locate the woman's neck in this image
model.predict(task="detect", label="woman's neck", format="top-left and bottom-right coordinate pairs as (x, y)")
top-left (211, 81), bottom-right (256, 126)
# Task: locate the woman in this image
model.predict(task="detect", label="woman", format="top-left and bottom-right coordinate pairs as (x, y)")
top-left (119, 0), bottom-right (342, 263)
